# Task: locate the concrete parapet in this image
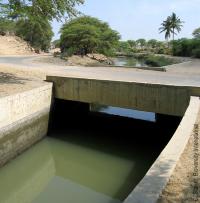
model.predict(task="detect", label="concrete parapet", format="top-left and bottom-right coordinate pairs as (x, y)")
top-left (0, 82), bottom-right (52, 166)
top-left (123, 96), bottom-right (200, 203)
top-left (0, 83), bottom-right (52, 129)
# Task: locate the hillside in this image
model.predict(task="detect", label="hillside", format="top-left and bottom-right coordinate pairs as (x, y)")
top-left (0, 35), bottom-right (34, 55)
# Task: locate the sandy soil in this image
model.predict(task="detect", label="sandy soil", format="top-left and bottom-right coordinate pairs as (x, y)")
top-left (0, 64), bottom-right (47, 98)
top-left (34, 55), bottom-right (101, 66)
top-left (0, 36), bottom-right (34, 55)
top-left (159, 113), bottom-right (200, 203)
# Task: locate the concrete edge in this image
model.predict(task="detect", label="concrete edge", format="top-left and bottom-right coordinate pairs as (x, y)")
top-left (123, 96), bottom-right (200, 203)
top-left (0, 107), bottom-right (50, 136)
top-left (164, 61), bottom-right (192, 69)
top-left (46, 75), bottom-right (200, 90)
top-left (0, 82), bottom-right (52, 99)
top-left (86, 65), bottom-right (166, 72)
top-left (0, 82), bottom-right (52, 129)
top-left (0, 107), bottom-right (50, 167)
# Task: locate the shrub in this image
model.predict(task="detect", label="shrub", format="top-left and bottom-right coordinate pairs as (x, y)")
top-left (172, 38), bottom-right (200, 58)
top-left (145, 55), bottom-right (175, 67)
top-left (192, 48), bottom-right (200, 58)
top-left (0, 18), bottom-right (16, 35)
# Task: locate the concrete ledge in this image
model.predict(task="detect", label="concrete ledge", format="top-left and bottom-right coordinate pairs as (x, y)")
top-left (124, 96), bottom-right (200, 203)
top-left (0, 83), bottom-right (52, 129)
top-left (0, 82), bottom-right (52, 167)
top-left (0, 108), bottom-right (50, 167)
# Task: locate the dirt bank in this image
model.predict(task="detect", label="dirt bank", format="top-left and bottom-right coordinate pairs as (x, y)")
top-left (0, 35), bottom-right (35, 55)
top-left (159, 113), bottom-right (200, 203)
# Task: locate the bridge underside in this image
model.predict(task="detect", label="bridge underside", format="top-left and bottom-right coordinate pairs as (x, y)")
top-left (46, 76), bottom-right (200, 116)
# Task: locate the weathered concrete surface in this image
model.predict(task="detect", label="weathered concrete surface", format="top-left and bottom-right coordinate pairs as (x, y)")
top-left (0, 82), bottom-right (52, 166)
top-left (124, 96), bottom-right (200, 203)
top-left (0, 83), bottom-right (52, 128)
top-left (46, 76), bottom-right (200, 116)
top-left (166, 59), bottom-right (200, 75)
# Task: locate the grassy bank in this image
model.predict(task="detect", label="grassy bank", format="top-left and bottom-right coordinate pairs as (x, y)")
top-left (145, 55), bottom-right (178, 67)
top-left (115, 52), bottom-right (179, 67)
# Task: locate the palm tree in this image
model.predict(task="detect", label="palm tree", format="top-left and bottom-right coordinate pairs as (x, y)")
top-left (159, 13), bottom-right (184, 47)
top-left (170, 12), bottom-right (184, 41)
top-left (159, 16), bottom-right (172, 46)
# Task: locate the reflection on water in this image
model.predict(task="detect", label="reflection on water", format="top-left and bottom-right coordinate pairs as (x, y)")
top-left (0, 100), bottom-right (181, 203)
top-left (90, 104), bottom-right (155, 122)
top-left (0, 139), bottom-right (123, 203)
top-left (112, 57), bottom-right (148, 67)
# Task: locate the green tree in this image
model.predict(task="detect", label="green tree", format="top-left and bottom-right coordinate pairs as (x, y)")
top-left (172, 38), bottom-right (200, 58)
top-left (159, 16), bottom-right (172, 43)
top-left (127, 40), bottom-right (136, 48)
top-left (147, 39), bottom-right (158, 49)
top-left (193, 27), bottom-right (200, 39)
top-left (136, 38), bottom-right (146, 48)
top-left (0, 0), bottom-right (84, 21)
top-left (60, 16), bottom-right (120, 56)
top-left (159, 13), bottom-right (183, 42)
top-left (0, 17), bottom-right (16, 35)
top-left (116, 41), bottom-right (132, 54)
top-left (16, 17), bottom-right (53, 51)
top-left (170, 12), bottom-right (184, 41)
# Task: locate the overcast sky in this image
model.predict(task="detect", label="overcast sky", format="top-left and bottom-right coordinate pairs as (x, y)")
top-left (52, 0), bottom-right (200, 41)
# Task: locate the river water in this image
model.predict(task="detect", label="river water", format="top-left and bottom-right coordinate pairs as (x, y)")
top-left (0, 100), bottom-right (181, 203)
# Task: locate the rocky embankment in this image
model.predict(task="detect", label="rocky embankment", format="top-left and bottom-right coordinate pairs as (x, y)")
top-left (87, 53), bottom-right (113, 65)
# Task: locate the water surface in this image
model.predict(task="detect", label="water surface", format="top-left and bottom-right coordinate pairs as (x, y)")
top-left (112, 57), bottom-right (148, 67)
top-left (0, 102), bottom-right (180, 203)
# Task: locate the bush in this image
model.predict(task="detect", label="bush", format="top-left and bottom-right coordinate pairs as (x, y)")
top-left (0, 18), bottom-right (16, 35)
top-left (172, 38), bottom-right (200, 58)
top-left (192, 48), bottom-right (200, 58)
top-left (145, 55), bottom-right (175, 67)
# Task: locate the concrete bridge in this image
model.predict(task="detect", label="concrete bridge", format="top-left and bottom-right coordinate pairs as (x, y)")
top-left (46, 74), bottom-right (200, 117)
top-left (1, 55), bottom-right (200, 203)
top-left (1, 55), bottom-right (199, 117)
top-left (0, 55), bottom-right (200, 116)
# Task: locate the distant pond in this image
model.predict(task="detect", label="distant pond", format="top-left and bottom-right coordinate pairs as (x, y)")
top-left (112, 56), bottom-right (149, 67)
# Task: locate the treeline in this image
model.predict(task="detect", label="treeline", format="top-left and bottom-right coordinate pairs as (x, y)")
top-left (172, 39), bottom-right (200, 58)
top-left (0, 0), bottom-right (84, 51)
top-left (115, 39), bottom-right (169, 55)
top-left (172, 28), bottom-right (200, 58)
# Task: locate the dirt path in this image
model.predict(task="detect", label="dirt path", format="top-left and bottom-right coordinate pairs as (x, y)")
top-left (159, 113), bottom-right (200, 203)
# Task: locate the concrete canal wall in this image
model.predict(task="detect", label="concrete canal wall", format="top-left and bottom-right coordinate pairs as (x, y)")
top-left (0, 69), bottom-right (199, 202)
top-left (0, 82), bottom-right (52, 167)
top-left (124, 96), bottom-right (200, 203)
